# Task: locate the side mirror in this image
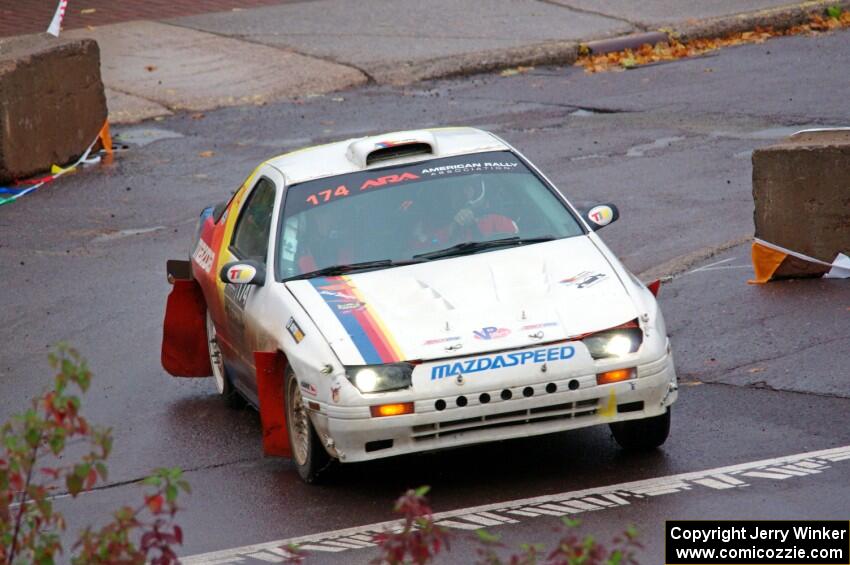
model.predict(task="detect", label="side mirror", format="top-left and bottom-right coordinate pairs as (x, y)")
top-left (581, 203), bottom-right (619, 231)
top-left (220, 260), bottom-right (266, 286)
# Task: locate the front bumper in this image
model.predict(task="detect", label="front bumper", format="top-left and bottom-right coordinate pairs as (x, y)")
top-left (309, 348), bottom-right (678, 463)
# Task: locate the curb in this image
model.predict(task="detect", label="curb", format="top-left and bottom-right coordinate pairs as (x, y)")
top-left (672, 0), bottom-right (850, 42)
top-left (398, 0), bottom-right (850, 84)
top-left (369, 41), bottom-right (579, 87)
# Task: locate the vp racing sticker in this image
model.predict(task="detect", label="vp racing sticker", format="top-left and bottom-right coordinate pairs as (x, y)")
top-left (430, 345), bottom-right (575, 380)
top-left (473, 326), bottom-right (511, 340)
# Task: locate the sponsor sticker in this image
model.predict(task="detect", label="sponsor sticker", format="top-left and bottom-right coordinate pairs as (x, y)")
top-left (226, 264), bottom-right (257, 284)
top-left (521, 322), bottom-right (559, 331)
top-left (286, 317), bottom-right (305, 344)
top-left (431, 344), bottom-right (575, 380)
top-left (299, 381), bottom-right (317, 396)
top-left (588, 205), bottom-right (614, 226)
top-left (192, 239), bottom-right (215, 273)
top-left (421, 161), bottom-right (519, 175)
top-left (473, 326), bottom-right (511, 340)
top-left (560, 271), bottom-right (608, 289)
top-left (424, 336), bottom-right (462, 345)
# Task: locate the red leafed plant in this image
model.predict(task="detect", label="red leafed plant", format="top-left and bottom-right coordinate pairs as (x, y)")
top-left (0, 344), bottom-right (189, 564)
top-left (373, 486), bottom-right (451, 565)
top-left (374, 486), bottom-right (642, 565)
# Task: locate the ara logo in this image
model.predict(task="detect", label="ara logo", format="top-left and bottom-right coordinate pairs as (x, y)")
top-left (473, 326), bottom-right (511, 340)
top-left (360, 172), bottom-right (419, 190)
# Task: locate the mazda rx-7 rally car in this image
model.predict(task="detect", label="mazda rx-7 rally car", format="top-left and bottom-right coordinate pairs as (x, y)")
top-left (162, 127), bottom-right (678, 482)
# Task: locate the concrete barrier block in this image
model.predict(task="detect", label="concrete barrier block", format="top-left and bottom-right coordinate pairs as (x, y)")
top-left (752, 130), bottom-right (850, 266)
top-left (0, 33), bottom-right (107, 184)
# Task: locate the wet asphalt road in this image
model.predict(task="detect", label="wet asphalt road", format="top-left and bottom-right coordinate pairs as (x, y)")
top-left (1, 29), bottom-right (849, 563)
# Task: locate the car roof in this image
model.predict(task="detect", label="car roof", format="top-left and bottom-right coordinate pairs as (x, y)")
top-left (265, 127), bottom-right (510, 185)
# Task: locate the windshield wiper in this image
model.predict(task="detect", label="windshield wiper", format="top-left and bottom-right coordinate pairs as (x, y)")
top-left (412, 236), bottom-right (556, 261)
top-left (287, 258), bottom-right (427, 281)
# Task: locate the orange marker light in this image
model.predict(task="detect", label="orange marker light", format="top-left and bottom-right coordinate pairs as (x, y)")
top-left (370, 402), bottom-right (415, 417)
top-left (596, 368), bottom-right (636, 385)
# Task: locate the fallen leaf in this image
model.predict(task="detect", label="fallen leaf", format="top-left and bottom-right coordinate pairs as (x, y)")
top-left (198, 151), bottom-right (214, 158)
top-left (576, 10), bottom-right (850, 73)
top-left (80, 8), bottom-right (96, 14)
top-left (748, 367), bottom-right (766, 373)
top-left (190, 113), bottom-right (205, 120)
top-left (145, 65), bottom-right (157, 72)
top-left (500, 66), bottom-right (534, 77)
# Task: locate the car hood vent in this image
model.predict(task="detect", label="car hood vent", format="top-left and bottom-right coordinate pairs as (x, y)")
top-left (366, 142), bottom-right (432, 165)
top-left (346, 130), bottom-right (437, 168)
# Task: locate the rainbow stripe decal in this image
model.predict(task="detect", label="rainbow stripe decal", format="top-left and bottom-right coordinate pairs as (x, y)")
top-left (310, 276), bottom-right (405, 364)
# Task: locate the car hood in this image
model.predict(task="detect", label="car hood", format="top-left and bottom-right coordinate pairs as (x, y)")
top-left (285, 237), bottom-right (640, 365)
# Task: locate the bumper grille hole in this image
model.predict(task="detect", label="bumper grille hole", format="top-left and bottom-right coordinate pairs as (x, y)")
top-left (617, 401), bottom-right (644, 413)
top-left (523, 386), bottom-right (534, 397)
top-left (501, 389), bottom-right (512, 400)
top-left (365, 439), bottom-right (393, 452)
top-left (435, 399), bottom-right (446, 411)
top-left (568, 379), bottom-right (580, 390)
top-left (545, 383), bottom-right (557, 393)
top-left (456, 395), bottom-right (468, 407)
top-left (479, 393), bottom-right (491, 404)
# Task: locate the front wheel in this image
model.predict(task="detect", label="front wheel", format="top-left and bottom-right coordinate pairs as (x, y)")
top-left (285, 368), bottom-right (332, 483)
top-left (610, 408), bottom-right (671, 450)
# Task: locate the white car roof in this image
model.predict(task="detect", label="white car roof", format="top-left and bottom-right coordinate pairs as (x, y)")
top-left (265, 127), bottom-right (510, 185)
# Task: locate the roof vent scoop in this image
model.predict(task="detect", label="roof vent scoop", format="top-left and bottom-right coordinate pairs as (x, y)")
top-left (346, 130), bottom-right (437, 168)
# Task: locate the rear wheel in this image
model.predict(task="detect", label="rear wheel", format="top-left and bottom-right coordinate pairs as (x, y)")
top-left (205, 310), bottom-right (243, 408)
top-left (285, 367), bottom-right (331, 483)
top-left (610, 408), bottom-right (671, 450)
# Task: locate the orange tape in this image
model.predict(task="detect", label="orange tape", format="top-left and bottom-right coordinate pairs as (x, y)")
top-left (748, 241), bottom-right (787, 284)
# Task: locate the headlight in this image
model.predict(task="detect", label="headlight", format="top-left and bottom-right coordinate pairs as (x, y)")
top-left (582, 327), bottom-right (642, 359)
top-left (345, 363), bottom-right (413, 393)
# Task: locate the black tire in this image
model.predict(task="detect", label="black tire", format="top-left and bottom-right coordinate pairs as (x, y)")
top-left (205, 310), bottom-right (245, 409)
top-left (284, 367), bottom-right (332, 483)
top-left (610, 408), bottom-right (671, 451)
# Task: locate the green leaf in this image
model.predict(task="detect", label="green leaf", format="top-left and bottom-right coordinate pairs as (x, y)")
top-left (826, 5), bottom-right (842, 18)
top-left (414, 485), bottom-right (430, 497)
top-left (476, 529), bottom-right (501, 543)
top-left (66, 473), bottom-right (83, 495)
top-left (561, 517), bottom-right (581, 528)
top-left (143, 475), bottom-right (161, 487)
top-left (165, 484), bottom-right (178, 503)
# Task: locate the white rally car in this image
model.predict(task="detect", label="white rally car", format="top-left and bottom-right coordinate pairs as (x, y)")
top-left (162, 127), bottom-right (678, 482)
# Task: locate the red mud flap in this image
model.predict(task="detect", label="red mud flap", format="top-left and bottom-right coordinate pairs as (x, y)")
top-left (161, 262), bottom-right (212, 377)
top-left (255, 351), bottom-right (292, 458)
top-left (647, 279), bottom-right (661, 296)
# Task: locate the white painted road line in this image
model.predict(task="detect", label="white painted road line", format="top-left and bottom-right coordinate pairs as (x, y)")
top-left (180, 444), bottom-right (850, 565)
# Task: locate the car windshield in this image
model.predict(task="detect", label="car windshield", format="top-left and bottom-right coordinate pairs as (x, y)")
top-left (276, 150), bottom-right (584, 280)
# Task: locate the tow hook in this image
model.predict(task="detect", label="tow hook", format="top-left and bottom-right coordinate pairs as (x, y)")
top-left (323, 436), bottom-right (344, 460)
top-left (660, 381), bottom-right (678, 406)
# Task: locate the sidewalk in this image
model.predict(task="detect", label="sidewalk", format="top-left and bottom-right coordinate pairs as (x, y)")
top-left (7, 0), bottom-right (847, 123)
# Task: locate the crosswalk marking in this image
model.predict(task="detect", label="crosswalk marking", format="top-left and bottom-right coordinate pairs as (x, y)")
top-left (181, 445), bottom-right (850, 565)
